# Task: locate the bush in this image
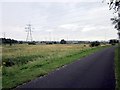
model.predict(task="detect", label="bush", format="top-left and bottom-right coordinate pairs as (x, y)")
top-left (90, 41), bottom-right (100, 47)
top-left (109, 39), bottom-right (119, 45)
top-left (60, 39), bottom-right (66, 44)
top-left (28, 41), bottom-right (36, 45)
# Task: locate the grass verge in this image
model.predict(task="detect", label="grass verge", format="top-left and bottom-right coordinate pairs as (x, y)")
top-left (2, 45), bottom-right (110, 89)
top-left (115, 44), bottom-right (120, 90)
top-left (0, 67), bottom-right (2, 90)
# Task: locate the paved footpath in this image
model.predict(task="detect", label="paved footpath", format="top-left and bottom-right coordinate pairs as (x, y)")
top-left (17, 47), bottom-right (116, 89)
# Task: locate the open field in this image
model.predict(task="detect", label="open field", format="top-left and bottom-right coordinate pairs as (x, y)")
top-left (115, 44), bottom-right (120, 90)
top-left (2, 44), bottom-right (110, 88)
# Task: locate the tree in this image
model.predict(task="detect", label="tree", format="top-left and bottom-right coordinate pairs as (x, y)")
top-left (60, 39), bottom-right (67, 44)
top-left (1, 38), bottom-right (18, 46)
top-left (103, 0), bottom-right (120, 42)
top-left (90, 41), bottom-right (100, 47)
top-left (109, 39), bottom-right (119, 45)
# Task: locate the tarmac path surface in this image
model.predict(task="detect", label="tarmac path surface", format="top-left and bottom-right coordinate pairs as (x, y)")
top-left (17, 47), bottom-right (116, 89)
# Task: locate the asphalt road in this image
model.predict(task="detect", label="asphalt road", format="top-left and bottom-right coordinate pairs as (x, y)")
top-left (17, 47), bottom-right (116, 89)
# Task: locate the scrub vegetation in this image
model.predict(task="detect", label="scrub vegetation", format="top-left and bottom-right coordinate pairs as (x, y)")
top-left (115, 44), bottom-right (120, 90)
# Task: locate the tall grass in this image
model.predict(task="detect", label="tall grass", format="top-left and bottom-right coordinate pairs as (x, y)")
top-left (0, 44), bottom-right (2, 89)
top-left (0, 66), bottom-right (2, 90)
top-left (2, 44), bottom-right (109, 89)
top-left (115, 44), bottom-right (120, 90)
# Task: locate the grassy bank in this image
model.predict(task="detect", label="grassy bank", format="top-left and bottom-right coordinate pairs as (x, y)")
top-left (115, 44), bottom-right (120, 89)
top-left (0, 45), bottom-right (2, 89)
top-left (0, 67), bottom-right (2, 90)
top-left (2, 44), bottom-right (109, 89)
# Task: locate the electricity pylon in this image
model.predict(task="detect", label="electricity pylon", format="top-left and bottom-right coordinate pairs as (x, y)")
top-left (3, 32), bottom-right (6, 38)
top-left (25, 24), bottom-right (33, 42)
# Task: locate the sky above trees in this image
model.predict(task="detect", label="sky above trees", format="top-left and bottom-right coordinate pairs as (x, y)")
top-left (0, 0), bottom-right (118, 41)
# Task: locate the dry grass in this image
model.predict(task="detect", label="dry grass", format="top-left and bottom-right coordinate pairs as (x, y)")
top-left (2, 44), bottom-right (89, 58)
top-left (2, 44), bottom-right (90, 65)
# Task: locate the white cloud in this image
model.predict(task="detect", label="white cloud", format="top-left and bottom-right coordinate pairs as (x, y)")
top-left (81, 25), bottom-right (96, 32)
top-left (59, 23), bottom-right (80, 30)
top-left (45, 29), bottom-right (54, 32)
top-left (1, 2), bottom-right (118, 41)
top-left (0, 0), bottom-right (102, 3)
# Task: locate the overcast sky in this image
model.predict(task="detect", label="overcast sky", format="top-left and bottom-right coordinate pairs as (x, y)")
top-left (0, 0), bottom-right (118, 41)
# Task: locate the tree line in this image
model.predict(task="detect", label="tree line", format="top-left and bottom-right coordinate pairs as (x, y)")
top-left (0, 38), bottom-right (19, 46)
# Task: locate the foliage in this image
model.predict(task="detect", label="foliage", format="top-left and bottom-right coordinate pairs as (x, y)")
top-left (60, 39), bottom-right (67, 44)
top-left (109, 39), bottom-right (119, 45)
top-left (0, 38), bottom-right (18, 46)
top-left (115, 45), bottom-right (120, 89)
top-left (105, 0), bottom-right (120, 41)
top-left (90, 41), bottom-right (100, 47)
top-left (28, 41), bottom-right (36, 45)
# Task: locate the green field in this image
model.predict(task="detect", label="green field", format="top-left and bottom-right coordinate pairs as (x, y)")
top-left (115, 44), bottom-right (120, 90)
top-left (2, 44), bottom-right (109, 89)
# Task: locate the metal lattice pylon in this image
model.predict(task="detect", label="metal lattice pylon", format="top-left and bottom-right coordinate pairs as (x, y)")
top-left (25, 24), bottom-right (33, 42)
